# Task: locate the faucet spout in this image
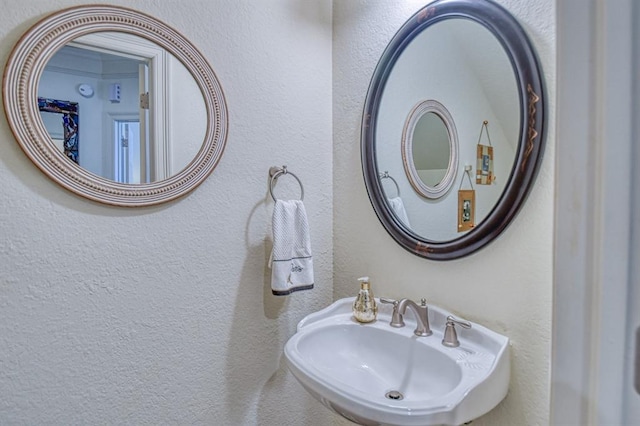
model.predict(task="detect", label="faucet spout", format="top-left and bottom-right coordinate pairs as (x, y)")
top-left (397, 298), bottom-right (432, 337)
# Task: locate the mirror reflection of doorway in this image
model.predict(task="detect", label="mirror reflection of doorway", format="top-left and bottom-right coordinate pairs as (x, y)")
top-left (37, 32), bottom-right (170, 183)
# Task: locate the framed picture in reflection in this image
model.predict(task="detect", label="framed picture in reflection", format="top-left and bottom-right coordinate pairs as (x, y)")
top-left (38, 97), bottom-right (79, 164)
top-left (457, 189), bottom-right (475, 232)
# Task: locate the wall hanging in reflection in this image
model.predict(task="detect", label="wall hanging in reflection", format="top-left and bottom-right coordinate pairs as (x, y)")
top-left (38, 97), bottom-right (79, 164)
top-left (458, 169), bottom-right (475, 232)
top-left (475, 120), bottom-right (494, 185)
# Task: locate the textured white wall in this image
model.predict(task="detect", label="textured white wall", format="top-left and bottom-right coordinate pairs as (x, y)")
top-left (333, 0), bottom-right (555, 424)
top-left (0, 0), bottom-right (339, 424)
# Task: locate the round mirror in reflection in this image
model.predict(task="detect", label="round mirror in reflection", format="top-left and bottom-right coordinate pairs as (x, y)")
top-left (412, 113), bottom-right (449, 186)
top-left (38, 32), bottom-right (206, 184)
top-left (401, 100), bottom-right (458, 199)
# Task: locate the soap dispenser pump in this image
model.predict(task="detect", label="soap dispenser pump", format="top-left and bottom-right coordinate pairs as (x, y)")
top-left (352, 276), bottom-right (377, 323)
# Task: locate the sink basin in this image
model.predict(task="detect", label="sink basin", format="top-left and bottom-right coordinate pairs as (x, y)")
top-left (284, 298), bottom-right (509, 426)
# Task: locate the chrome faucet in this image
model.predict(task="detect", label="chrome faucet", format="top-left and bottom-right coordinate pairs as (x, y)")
top-left (380, 298), bottom-right (404, 327)
top-left (381, 297), bottom-right (432, 336)
top-left (442, 315), bottom-right (472, 347)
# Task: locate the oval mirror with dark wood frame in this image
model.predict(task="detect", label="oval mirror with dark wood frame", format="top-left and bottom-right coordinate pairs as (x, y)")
top-left (362, 0), bottom-right (545, 260)
top-left (3, 5), bottom-right (228, 207)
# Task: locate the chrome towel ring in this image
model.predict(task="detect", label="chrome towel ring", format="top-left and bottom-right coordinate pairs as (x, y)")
top-left (379, 171), bottom-right (400, 197)
top-left (269, 165), bottom-right (304, 201)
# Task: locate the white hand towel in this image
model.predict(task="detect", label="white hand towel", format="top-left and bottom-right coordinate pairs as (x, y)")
top-left (388, 197), bottom-right (411, 227)
top-left (270, 199), bottom-right (314, 296)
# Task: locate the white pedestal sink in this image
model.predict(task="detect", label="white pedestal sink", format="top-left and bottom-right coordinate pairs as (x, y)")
top-left (284, 298), bottom-right (509, 426)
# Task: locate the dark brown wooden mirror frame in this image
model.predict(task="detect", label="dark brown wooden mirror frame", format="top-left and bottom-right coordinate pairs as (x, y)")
top-left (361, 0), bottom-right (546, 260)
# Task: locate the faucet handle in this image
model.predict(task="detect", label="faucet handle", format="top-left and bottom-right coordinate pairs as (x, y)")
top-left (442, 315), bottom-right (472, 348)
top-left (379, 298), bottom-right (404, 328)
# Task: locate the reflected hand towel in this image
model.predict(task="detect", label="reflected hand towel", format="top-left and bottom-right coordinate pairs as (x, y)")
top-left (388, 196), bottom-right (411, 227)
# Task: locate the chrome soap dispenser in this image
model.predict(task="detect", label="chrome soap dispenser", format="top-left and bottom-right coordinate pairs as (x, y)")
top-left (352, 276), bottom-right (377, 323)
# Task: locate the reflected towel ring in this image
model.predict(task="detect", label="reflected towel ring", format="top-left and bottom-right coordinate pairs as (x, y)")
top-left (379, 171), bottom-right (400, 197)
top-left (269, 165), bottom-right (304, 201)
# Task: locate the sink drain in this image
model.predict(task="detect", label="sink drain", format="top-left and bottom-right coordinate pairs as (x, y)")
top-left (385, 390), bottom-right (404, 400)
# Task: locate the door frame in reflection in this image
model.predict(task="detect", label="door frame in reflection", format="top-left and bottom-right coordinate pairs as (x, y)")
top-left (68, 32), bottom-right (170, 182)
top-left (113, 117), bottom-right (141, 184)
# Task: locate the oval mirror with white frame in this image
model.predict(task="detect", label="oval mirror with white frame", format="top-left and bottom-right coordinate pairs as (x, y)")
top-left (3, 5), bottom-right (228, 207)
top-left (362, 0), bottom-right (546, 260)
top-left (402, 100), bottom-right (458, 199)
